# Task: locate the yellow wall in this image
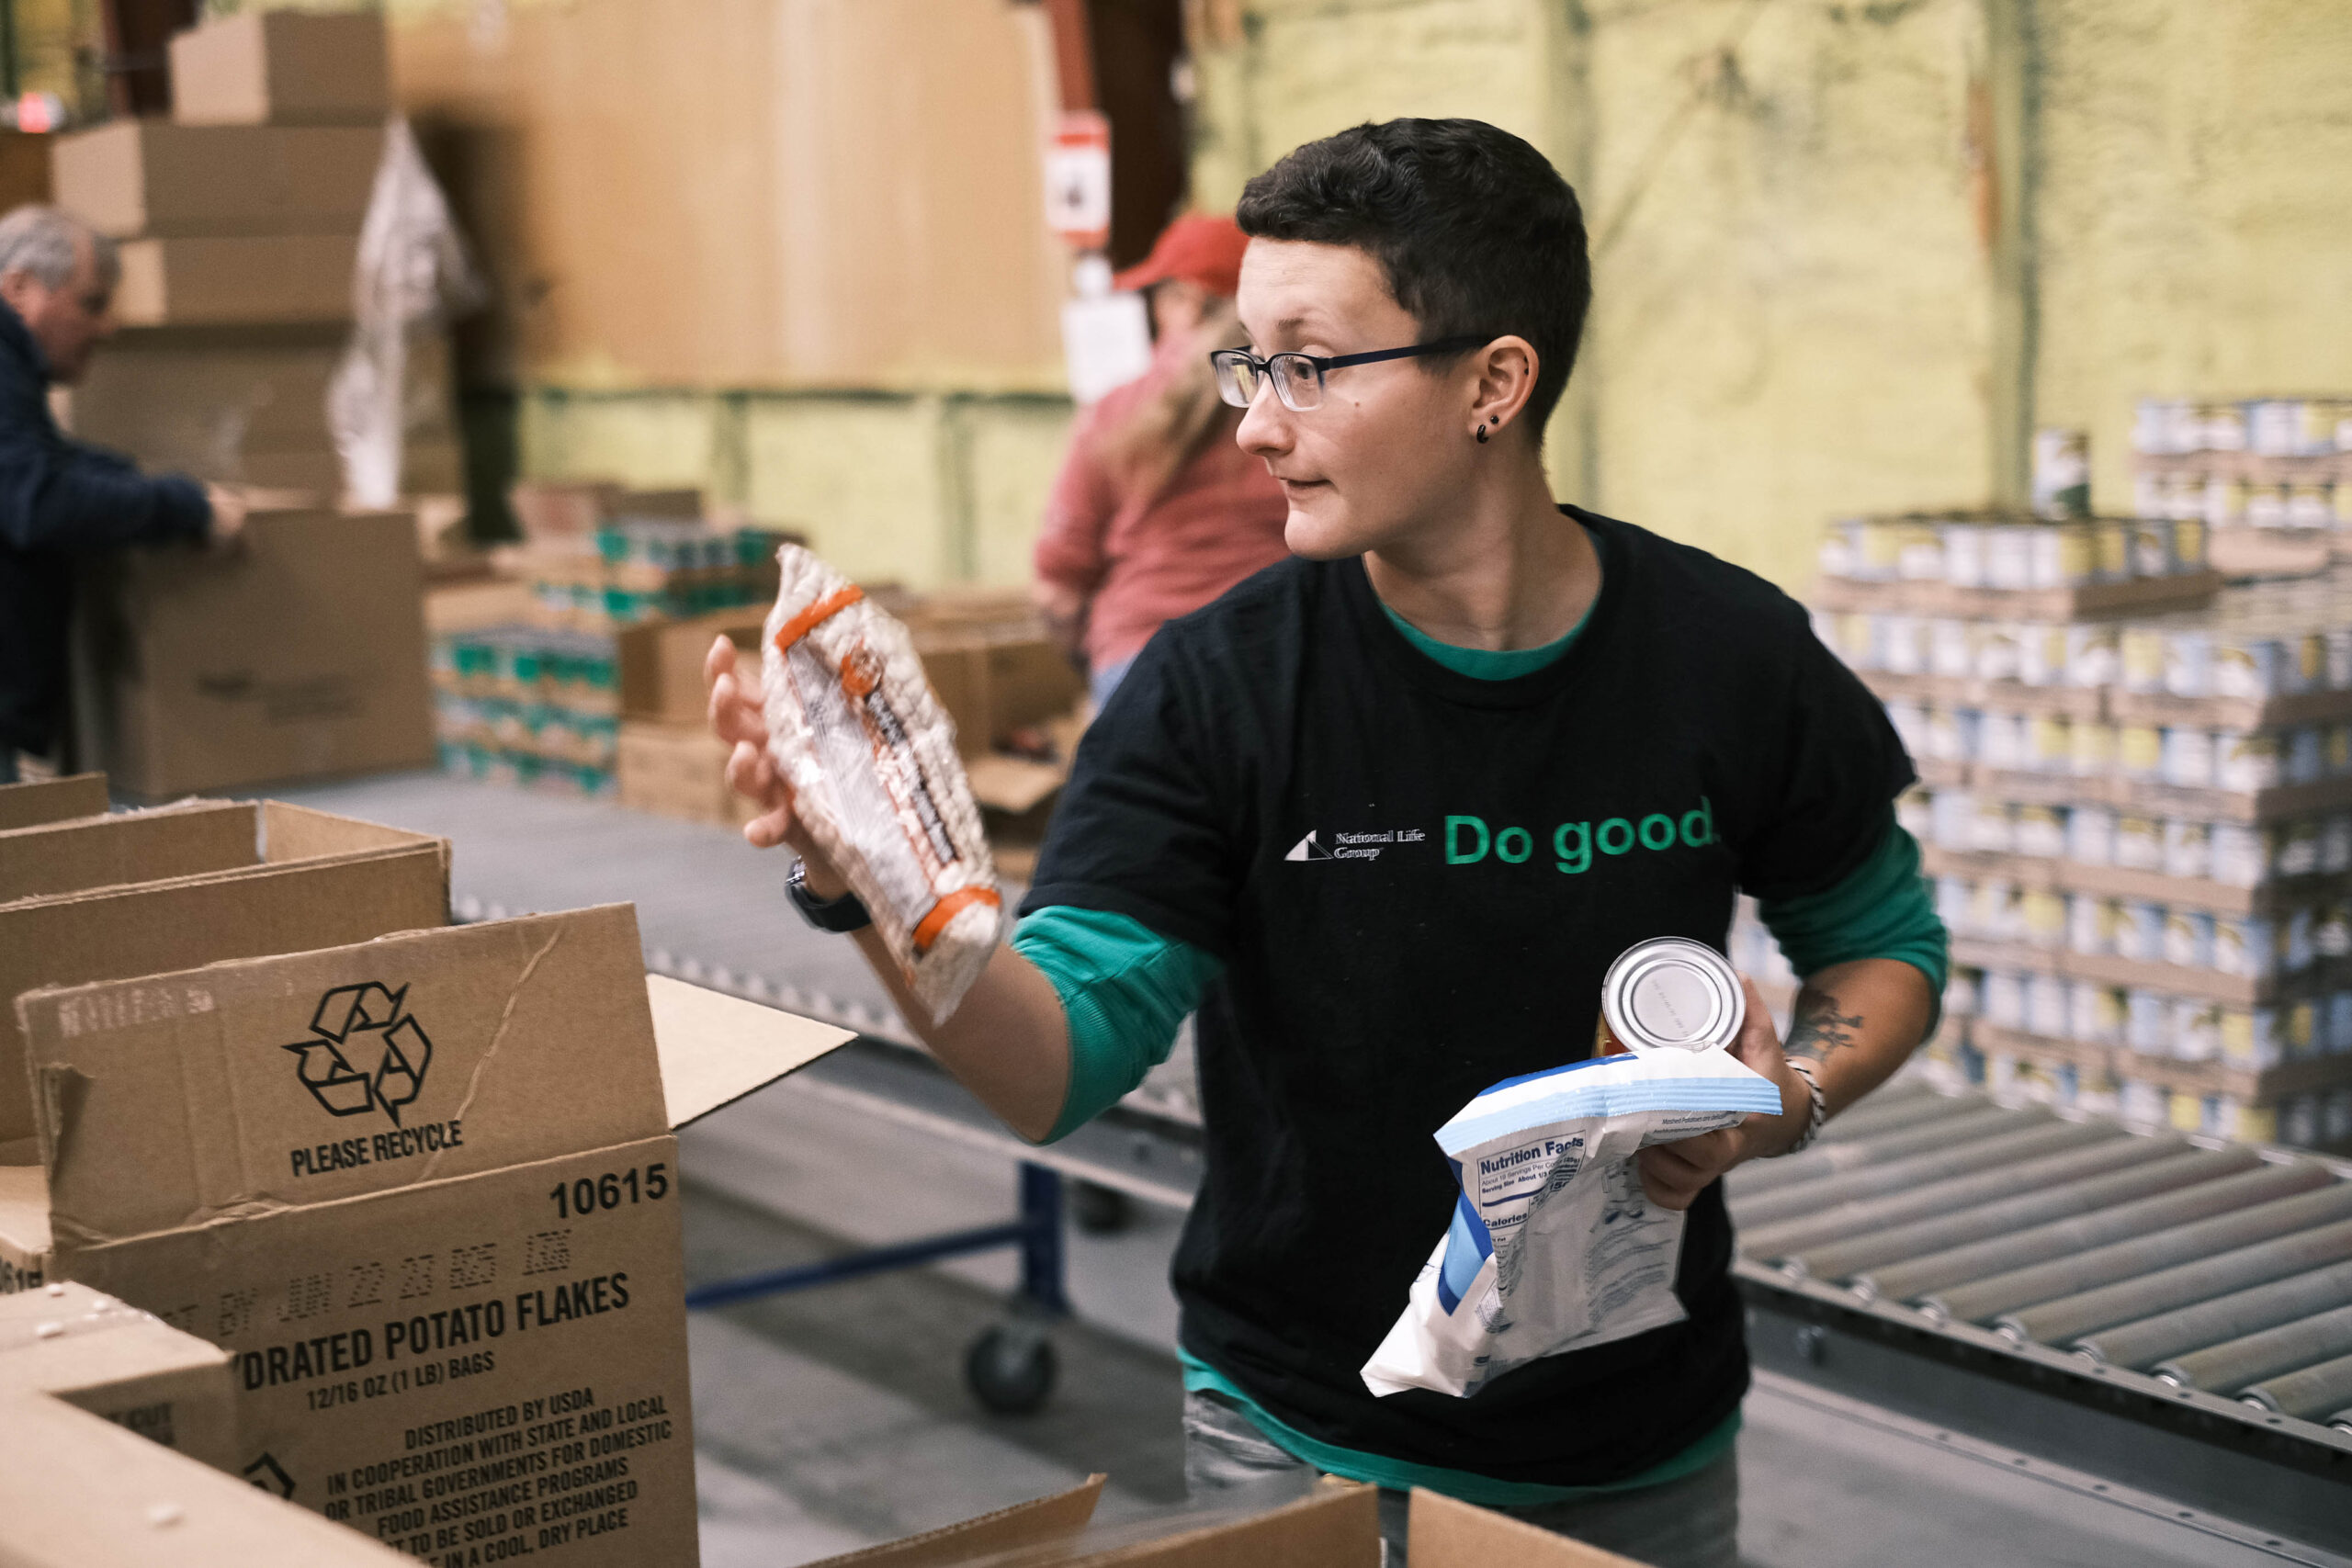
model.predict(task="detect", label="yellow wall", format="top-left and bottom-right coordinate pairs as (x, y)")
top-left (2031, 0), bottom-right (2352, 518)
top-left (205, 0), bottom-right (2352, 594)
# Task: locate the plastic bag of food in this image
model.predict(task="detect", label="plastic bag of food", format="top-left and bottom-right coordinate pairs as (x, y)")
top-left (760, 545), bottom-right (1002, 1019)
top-left (1362, 1048), bottom-right (1781, 1399)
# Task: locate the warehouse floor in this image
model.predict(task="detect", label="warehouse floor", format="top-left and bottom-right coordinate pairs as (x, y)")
top-left (266, 773), bottom-right (2343, 1567)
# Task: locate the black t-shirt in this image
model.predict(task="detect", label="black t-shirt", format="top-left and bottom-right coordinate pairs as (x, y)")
top-left (1022, 509), bottom-right (1913, 1485)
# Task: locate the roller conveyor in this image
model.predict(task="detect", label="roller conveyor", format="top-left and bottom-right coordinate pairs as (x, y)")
top-left (1783, 1143), bottom-right (2249, 1283)
top-left (2004, 1221), bottom-right (2352, 1348)
top-left (1861, 1160), bottom-right (2335, 1305)
top-left (1728, 1115), bottom-right (2118, 1228)
top-left (1919, 1177), bottom-right (2352, 1323)
top-left (2245, 1352), bottom-right (2352, 1420)
top-left (1740, 1130), bottom-right (2185, 1264)
top-left (1730, 1084), bottom-right (2352, 1556)
top-left (2157, 1305), bottom-right (2352, 1393)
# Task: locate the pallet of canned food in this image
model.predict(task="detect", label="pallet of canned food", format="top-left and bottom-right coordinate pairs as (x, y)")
top-left (2132, 396), bottom-right (2352, 576)
top-left (1812, 511), bottom-right (2352, 1153)
top-left (428, 514), bottom-right (795, 797)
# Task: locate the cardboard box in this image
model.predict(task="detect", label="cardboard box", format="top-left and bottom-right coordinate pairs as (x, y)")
top-left (65, 327), bottom-right (452, 474)
top-left (807, 1476), bottom-right (1103, 1566)
top-left (0, 798), bottom-right (259, 904)
top-left (54, 121), bottom-right (382, 238)
top-left (616, 720), bottom-right (757, 829)
top-left (75, 510), bottom-right (434, 796)
top-left (913, 629), bottom-right (1085, 759)
top-left (13, 906), bottom-right (850, 1564)
top-left (169, 9), bottom-right (390, 128)
top-left (0, 798), bottom-right (448, 1177)
top-left (616, 610), bottom-right (757, 723)
top-left (114, 232), bottom-right (360, 327)
top-left (0, 1390), bottom-right (413, 1564)
top-left (822, 1483), bottom-right (1649, 1567)
top-left (0, 1280), bottom-right (236, 1468)
top-left (0, 773), bottom-right (107, 832)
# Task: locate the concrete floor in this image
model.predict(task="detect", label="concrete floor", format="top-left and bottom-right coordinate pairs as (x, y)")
top-left (267, 773), bottom-right (2346, 1567)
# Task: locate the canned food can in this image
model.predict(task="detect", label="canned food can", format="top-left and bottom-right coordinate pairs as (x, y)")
top-left (2031, 429), bottom-right (2091, 519)
top-left (1929, 617), bottom-right (1973, 677)
top-left (2069, 721), bottom-right (2117, 778)
top-left (2163, 629), bottom-right (2212, 697)
top-left (2173, 999), bottom-right (2220, 1062)
top-left (1984, 971), bottom-right (2026, 1030)
top-left (2017, 801), bottom-right (2065, 855)
top-left (2161, 818), bottom-right (2211, 880)
top-left (2066, 805), bottom-right (2116, 863)
top-left (2279, 820), bottom-right (2323, 876)
top-left (2027, 973), bottom-right (2070, 1036)
top-left (1597, 938), bottom-right (1747, 1055)
top-left (2119, 626), bottom-right (2166, 693)
top-left (1939, 523), bottom-right (1985, 588)
top-left (2116, 817), bottom-right (2164, 872)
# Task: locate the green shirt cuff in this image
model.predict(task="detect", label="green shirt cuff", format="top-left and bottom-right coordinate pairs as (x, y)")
top-left (1758, 816), bottom-right (1949, 1028)
top-left (1012, 905), bottom-right (1221, 1143)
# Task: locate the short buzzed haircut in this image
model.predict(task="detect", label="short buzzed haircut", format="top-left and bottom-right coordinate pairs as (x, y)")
top-left (1237, 119), bottom-right (1592, 434)
top-left (0, 205), bottom-right (117, 293)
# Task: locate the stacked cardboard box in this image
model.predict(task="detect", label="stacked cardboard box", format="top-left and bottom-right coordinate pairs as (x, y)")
top-left (0, 1281), bottom-right (417, 1563)
top-left (0, 772), bottom-right (850, 1563)
top-left (1812, 513), bottom-right (2352, 1151)
top-left (51, 8), bottom-right (460, 498)
top-left (73, 506), bottom-right (437, 797)
top-left (609, 591), bottom-right (1086, 873)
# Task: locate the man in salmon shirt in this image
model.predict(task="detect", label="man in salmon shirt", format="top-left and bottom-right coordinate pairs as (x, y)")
top-left (1033, 213), bottom-right (1292, 705)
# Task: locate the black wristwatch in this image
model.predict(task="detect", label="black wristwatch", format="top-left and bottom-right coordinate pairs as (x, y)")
top-left (786, 858), bottom-right (872, 933)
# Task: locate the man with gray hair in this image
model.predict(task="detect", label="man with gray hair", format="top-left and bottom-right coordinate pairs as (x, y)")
top-left (0, 203), bottom-right (243, 783)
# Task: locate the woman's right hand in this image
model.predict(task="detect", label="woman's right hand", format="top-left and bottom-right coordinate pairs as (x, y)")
top-left (705, 636), bottom-right (850, 894)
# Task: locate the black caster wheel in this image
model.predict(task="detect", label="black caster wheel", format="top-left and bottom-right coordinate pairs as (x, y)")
top-left (1070, 1179), bottom-right (1132, 1235)
top-left (966, 1324), bottom-right (1057, 1415)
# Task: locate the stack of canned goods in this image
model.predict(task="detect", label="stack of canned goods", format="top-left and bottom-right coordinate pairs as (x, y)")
top-left (2132, 395), bottom-right (2352, 534)
top-left (1817, 511), bottom-right (2211, 588)
top-left (1810, 534), bottom-right (2352, 1154)
top-left (430, 624), bottom-right (623, 797)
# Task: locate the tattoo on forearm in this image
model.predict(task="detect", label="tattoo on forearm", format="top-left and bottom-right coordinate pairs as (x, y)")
top-left (1787, 992), bottom-right (1864, 1065)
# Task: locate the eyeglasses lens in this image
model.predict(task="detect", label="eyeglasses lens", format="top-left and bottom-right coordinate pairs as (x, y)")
top-left (1270, 355), bottom-right (1323, 412)
top-left (1213, 355), bottom-right (1258, 410)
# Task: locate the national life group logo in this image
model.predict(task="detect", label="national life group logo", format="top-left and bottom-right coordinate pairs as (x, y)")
top-left (282, 982), bottom-right (434, 1126)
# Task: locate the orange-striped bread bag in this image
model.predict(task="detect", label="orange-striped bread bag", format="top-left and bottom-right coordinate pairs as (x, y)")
top-left (760, 545), bottom-right (1002, 1019)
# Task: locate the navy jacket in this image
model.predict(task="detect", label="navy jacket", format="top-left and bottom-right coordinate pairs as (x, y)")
top-left (0, 303), bottom-right (210, 756)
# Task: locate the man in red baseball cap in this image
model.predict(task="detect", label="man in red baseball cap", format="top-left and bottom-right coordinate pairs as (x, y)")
top-left (1034, 212), bottom-right (1289, 705)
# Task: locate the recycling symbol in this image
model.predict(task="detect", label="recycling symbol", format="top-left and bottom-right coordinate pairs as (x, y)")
top-left (283, 983), bottom-right (433, 1126)
top-left (244, 1451), bottom-right (294, 1498)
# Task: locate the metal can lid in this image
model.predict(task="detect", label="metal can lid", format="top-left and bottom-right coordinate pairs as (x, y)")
top-left (1602, 938), bottom-right (1745, 1053)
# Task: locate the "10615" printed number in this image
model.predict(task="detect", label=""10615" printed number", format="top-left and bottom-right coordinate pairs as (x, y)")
top-left (548, 1163), bottom-right (670, 1218)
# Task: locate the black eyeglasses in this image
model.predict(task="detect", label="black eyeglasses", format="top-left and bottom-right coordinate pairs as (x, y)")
top-left (1209, 335), bottom-right (1487, 412)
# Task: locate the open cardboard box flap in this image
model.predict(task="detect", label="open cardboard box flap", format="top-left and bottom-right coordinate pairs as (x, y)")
top-left (0, 798), bottom-right (254, 905)
top-left (15, 905), bottom-right (848, 1252)
top-left (819, 1483), bottom-right (1653, 1567)
top-left (0, 773), bottom-right (109, 833)
top-left (806, 1475), bottom-right (1105, 1567)
top-left (649, 970), bottom-right (851, 1126)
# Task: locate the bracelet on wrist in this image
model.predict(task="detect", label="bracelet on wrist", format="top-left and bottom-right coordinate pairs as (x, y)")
top-left (1772, 1057), bottom-right (1828, 1157)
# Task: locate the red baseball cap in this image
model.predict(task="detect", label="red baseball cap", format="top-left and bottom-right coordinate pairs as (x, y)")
top-left (1114, 213), bottom-right (1250, 299)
